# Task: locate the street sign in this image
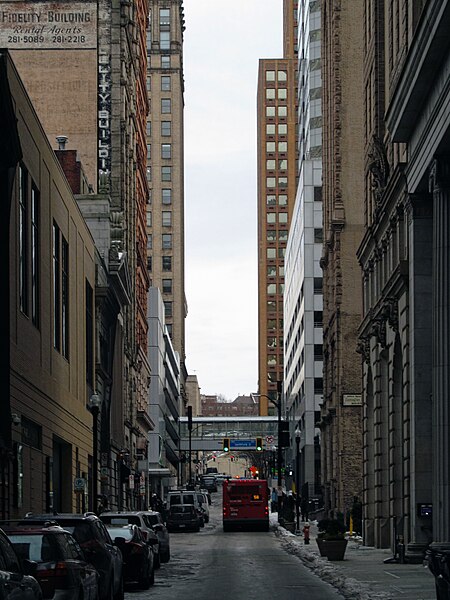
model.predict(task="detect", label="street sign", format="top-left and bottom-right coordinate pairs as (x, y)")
top-left (230, 439), bottom-right (256, 449)
top-left (73, 477), bottom-right (86, 493)
top-left (266, 435), bottom-right (274, 444)
top-left (128, 474), bottom-right (134, 490)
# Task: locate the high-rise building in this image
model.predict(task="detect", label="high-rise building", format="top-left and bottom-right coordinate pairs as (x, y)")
top-left (284, 0), bottom-right (323, 505)
top-left (319, 0), bottom-right (364, 519)
top-left (146, 1), bottom-right (187, 386)
top-left (257, 0), bottom-right (298, 416)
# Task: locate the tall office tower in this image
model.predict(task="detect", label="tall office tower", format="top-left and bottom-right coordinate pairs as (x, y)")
top-left (257, 0), bottom-right (298, 416)
top-left (1, 0), bottom-right (152, 510)
top-left (284, 0), bottom-right (323, 504)
top-left (146, 1), bottom-right (186, 385)
top-left (320, 0), bottom-right (364, 519)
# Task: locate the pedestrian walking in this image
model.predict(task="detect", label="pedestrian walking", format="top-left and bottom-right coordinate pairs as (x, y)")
top-left (271, 487), bottom-right (278, 512)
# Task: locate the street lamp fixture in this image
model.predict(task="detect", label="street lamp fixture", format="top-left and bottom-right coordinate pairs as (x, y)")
top-left (295, 428), bottom-right (301, 533)
top-left (251, 380), bottom-right (283, 502)
top-left (88, 393), bottom-right (102, 514)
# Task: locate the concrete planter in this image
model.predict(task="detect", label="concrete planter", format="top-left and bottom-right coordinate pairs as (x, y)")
top-left (316, 538), bottom-right (348, 561)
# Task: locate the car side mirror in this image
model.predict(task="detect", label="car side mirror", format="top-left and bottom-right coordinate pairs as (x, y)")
top-left (113, 536), bottom-right (126, 547)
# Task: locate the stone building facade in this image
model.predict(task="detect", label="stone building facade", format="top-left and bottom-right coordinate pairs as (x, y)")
top-left (358, 0), bottom-right (450, 559)
top-left (319, 0), bottom-right (365, 519)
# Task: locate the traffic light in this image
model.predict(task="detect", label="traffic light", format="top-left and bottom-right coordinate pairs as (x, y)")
top-left (256, 437), bottom-right (263, 451)
top-left (223, 437), bottom-right (230, 452)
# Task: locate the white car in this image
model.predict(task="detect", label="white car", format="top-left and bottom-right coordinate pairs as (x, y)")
top-left (196, 492), bottom-right (210, 523)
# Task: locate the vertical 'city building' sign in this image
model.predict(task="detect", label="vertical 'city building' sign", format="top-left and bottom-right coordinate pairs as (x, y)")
top-left (98, 53), bottom-right (111, 178)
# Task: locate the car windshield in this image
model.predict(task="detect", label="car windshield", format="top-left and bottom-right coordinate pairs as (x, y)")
top-left (169, 495), bottom-right (182, 505)
top-left (143, 515), bottom-right (158, 527)
top-left (52, 522), bottom-right (93, 545)
top-left (106, 527), bottom-right (133, 540)
top-left (8, 534), bottom-right (58, 562)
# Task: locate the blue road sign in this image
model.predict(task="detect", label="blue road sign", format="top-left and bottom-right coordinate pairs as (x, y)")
top-left (230, 439), bottom-right (256, 449)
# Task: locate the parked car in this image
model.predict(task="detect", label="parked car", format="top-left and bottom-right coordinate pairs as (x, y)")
top-left (199, 475), bottom-right (217, 493)
top-left (0, 527), bottom-right (42, 600)
top-left (99, 512), bottom-right (161, 568)
top-left (23, 513), bottom-right (123, 600)
top-left (140, 511), bottom-right (170, 563)
top-left (4, 523), bottom-right (98, 600)
top-left (196, 492), bottom-right (210, 523)
top-left (166, 505), bottom-right (201, 533)
top-left (104, 524), bottom-right (154, 589)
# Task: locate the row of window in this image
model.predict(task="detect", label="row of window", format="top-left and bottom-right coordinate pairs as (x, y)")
top-left (266, 141), bottom-right (288, 153)
top-left (146, 165), bottom-right (173, 182)
top-left (267, 230), bottom-right (288, 243)
top-left (266, 88), bottom-right (288, 101)
top-left (266, 176), bottom-right (288, 189)
top-left (266, 158), bottom-right (288, 170)
top-left (18, 165), bottom-right (94, 384)
top-left (265, 70), bottom-right (287, 82)
top-left (266, 105), bottom-right (288, 118)
top-left (146, 210), bottom-right (172, 228)
top-left (267, 283), bottom-right (284, 295)
top-left (146, 121), bottom-right (172, 137)
top-left (267, 194), bottom-right (287, 206)
top-left (147, 74), bottom-right (171, 92)
top-left (148, 188), bottom-right (172, 205)
top-left (267, 247), bottom-right (286, 260)
top-left (266, 212), bottom-right (288, 224)
top-left (148, 255), bottom-right (173, 271)
top-left (266, 123), bottom-right (288, 135)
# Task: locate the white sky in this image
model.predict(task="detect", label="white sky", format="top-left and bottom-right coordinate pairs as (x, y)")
top-left (184, 1), bottom-right (283, 400)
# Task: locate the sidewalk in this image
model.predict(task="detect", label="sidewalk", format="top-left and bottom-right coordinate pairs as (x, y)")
top-left (271, 516), bottom-right (436, 600)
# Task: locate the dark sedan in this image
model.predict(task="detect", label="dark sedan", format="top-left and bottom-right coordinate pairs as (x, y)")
top-left (5, 524), bottom-right (98, 600)
top-left (105, 524), bottom-right (154, 590)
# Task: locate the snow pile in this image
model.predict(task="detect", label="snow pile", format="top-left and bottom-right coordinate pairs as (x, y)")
top-left (270, 516), bottom-right (392, 600)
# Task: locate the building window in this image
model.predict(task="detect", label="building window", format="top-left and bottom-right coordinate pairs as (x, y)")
top-left (314, 186), bottom-right (322, 202)
top-left (266, 106), bottom-right (276, 117)
top-left (267, 283), bottom-right (276, 294)
top-left (160, 31), bottom-right (170, 50)
top-left (146, 210), bottom-right (152, 227)
top-left (278, 106), bottom-right (287, 117)
top-left (146, 167), bottom-right (151, 182)
top-left (162, 233), bottom-right (172, 249)
top-left (164, 301), bottom-right (173, 318)
top-left (314, 344), bottom-right (323, 359)
top-left (278, 123), bottom-right (287, 135)
top-left (53, 222), bottom-right (69, 358)
top-left (86, 281), bottom-right (94, 386)
top-left (19, 165), bottom-right (28, 315)
top-left (266, 141), bottom-right (276, 153)
top-left (162, 211), bottom-right (172, 226)
top-left (267, 265), bottom-right (276, 277)
top-left (146, 75), bottom-right (151, 91)
top-left (266, 177), bottom-right (276, 188)
top-left (266, 124), bottom-right (275, 135)
top-left (161, 166), bottom-right (172, 181)
top-left (267, 248), bottom-right (276, 259)
top-left (279, 194), bottom-right (287, 206)
top-left (279, 159), bottom-right (287, 170)
top-left (166, 323), bottom-right (173, 336)
top-left (161, 98), bottom-right (171, 113)
top-left (160, 8), bottom-right (170, 25)
top-left (147, 144), bottom-right (151, 160)
top-left (147, 234), bottom-right (152, 250)
top-left (314, 311), bottom-right (323, 326)
top-left (161, 144), bottom-right (171, 159)
top-left (278, 88), bottom-right (287, 100)
top-left (314, 277), bottom-right (323, 293)
top-left (267, 231), bottom-right (276, 242)
top-left (146, 121), bottom-right (151, 136)
top-left (267, 337), bottom-right (277, 348)
top-left (279, 212), bottom-right (288, 224)
top-left (267, 300), bottom-right (276, 312)
top-left (267, 194), bottom-right (276, 206)
top-left (161, 55), bottom-right (170, 68)
top-left (162, 189), bottom-right (172, 204)
top-left (314, 378), bottom-right (323, 393)
top-left (161, 75), bottom-right (171, 91)
top-left (266, 70), bottom-right (275, 81)
top-left (267, 213), bottom-right (276, 224)
top-left (162, 278), bottom-right (172, 293)
top-left (162, 256), bottom-right (172, 271)
top-left (278, 141), bottom-right (287, 152)
top-left (161, 121), bottom-right (171, 136)
top-left (279, 230), bottom-right (288, 242)
top-left (314, 228), bottom-right (323, 243)
top-left (278, 70), bottom-right (287, 81)
top-left (266, 88), bottom-right (276, 100)
top-left (31, 184), bottom-right (40, 327)
top-left (278, 177), bottom-right (288, 189)
top-left (266, 159), bottom-right (276, 170)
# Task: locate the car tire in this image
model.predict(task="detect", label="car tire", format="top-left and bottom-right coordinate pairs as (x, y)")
top-left (113, 576), bottom-right (124, 600)
top-left (154, 551), bottom-right (161, 569)
top-left (140, 564), bottom-right (152, 590)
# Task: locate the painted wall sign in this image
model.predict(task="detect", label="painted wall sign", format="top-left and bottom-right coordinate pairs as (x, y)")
top-left (0, 2), bottom-right (97, 49)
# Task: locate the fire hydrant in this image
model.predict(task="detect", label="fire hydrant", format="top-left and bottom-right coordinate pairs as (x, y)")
top-left (303, 522), bottom-right (310, 544)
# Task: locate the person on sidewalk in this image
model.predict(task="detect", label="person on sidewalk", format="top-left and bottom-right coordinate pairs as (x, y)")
top-left (271, 487), bottom-right (278, 512)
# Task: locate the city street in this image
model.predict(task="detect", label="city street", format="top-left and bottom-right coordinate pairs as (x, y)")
top-left (125, 493), bottom-right (343, 600)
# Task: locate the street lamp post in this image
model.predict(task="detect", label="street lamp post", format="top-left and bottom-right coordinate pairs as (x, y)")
top-left (88, 393), bottom-right (101, 514)
top-left (295, 428), bottom-right (301, 533)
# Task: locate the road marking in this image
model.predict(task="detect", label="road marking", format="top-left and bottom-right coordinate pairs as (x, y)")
top-left (384, 571), bottom-right (401, 579)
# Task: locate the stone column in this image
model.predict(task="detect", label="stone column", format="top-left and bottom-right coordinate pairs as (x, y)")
top-left (430, 156), bottom-right (450, 547)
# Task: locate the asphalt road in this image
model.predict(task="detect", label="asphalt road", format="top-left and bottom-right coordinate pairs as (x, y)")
top-left (125, 491), bottom-right (343, 600)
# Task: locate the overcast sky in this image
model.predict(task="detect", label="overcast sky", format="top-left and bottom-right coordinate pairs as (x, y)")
top-left (183, 1), bottom-right (283, 400)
